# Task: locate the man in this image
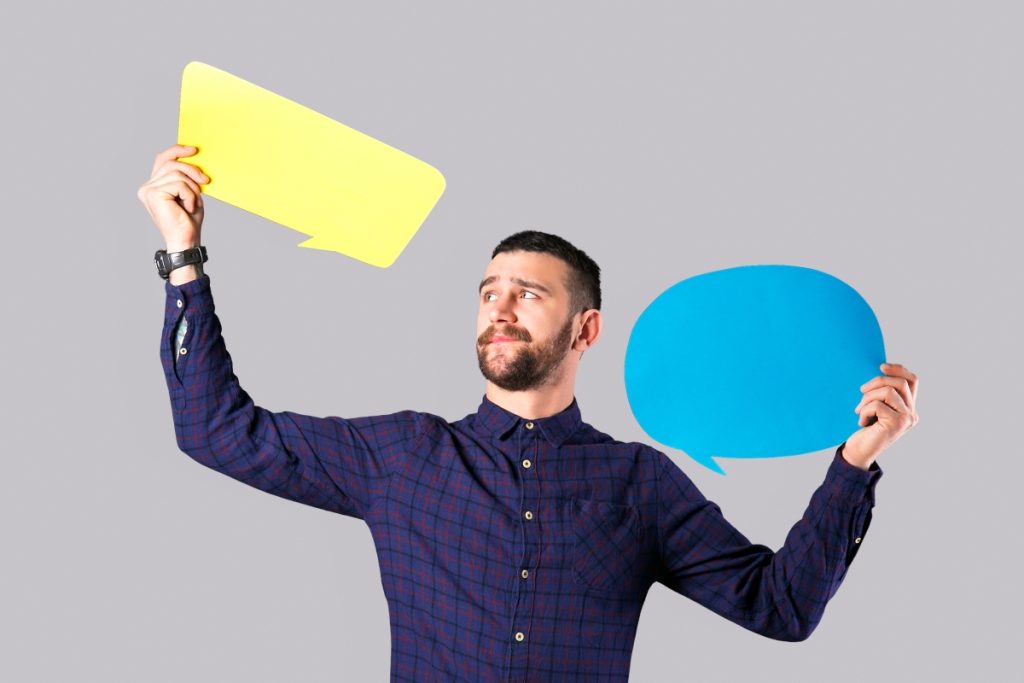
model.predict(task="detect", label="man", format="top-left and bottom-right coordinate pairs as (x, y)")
top-left (138, 144), bottom-right (920, 682)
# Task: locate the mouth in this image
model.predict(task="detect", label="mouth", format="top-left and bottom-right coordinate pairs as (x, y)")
top-left (490, 335), bottom-right (519, 344)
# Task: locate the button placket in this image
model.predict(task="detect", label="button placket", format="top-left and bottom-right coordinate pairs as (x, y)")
top-left (511, 418), bottom-right (541, 657)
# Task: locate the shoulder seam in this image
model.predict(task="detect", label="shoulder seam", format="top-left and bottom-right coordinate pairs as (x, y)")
top-left (366, 410), bottom-right (431, 521)
top-left (387, 410), bottom-right (432, 480)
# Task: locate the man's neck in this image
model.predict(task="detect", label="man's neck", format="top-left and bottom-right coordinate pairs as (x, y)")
top-left (485, 383), bottom-right (575, 420)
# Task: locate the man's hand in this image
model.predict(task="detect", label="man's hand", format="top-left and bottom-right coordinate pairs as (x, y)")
top-left (137, 144), bottom-right (210, 251)
top-left (842, 362), bottom-right (920, 470)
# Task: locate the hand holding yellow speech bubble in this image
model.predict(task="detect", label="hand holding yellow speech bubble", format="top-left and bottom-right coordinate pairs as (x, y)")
top-left (177, 61), bottom-right (445, 268)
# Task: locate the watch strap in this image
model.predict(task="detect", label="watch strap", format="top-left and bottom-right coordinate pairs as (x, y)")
top-left (155, 246), bottom-right (208, 279)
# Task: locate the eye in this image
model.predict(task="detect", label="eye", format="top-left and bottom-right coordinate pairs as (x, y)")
top-left (482, 290), bottom-right (539, 301)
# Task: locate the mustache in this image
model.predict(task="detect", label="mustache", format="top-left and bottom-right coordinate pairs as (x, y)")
top-left (478, 325), bottom-right (531, 345)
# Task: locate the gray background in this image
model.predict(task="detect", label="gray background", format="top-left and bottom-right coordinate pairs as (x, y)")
top-left (2, 1), bottom-right (1020, 681)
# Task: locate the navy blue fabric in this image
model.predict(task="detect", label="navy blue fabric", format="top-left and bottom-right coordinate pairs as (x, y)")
top-left (161, 273), bottom-right (882, 682)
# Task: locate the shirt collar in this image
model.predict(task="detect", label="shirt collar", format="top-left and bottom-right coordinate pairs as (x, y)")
top-left (474, 393), bottom-right (583, 447)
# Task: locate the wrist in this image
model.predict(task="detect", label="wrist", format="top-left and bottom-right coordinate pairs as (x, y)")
top-left (168, 261), bottom-right (203, 285)
top-left (840, 443), bottom-right (875, 471)
top-left (166, 240), bottom-right (200, 252)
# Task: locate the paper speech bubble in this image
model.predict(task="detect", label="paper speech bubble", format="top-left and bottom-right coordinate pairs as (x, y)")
top-left (177, 61), bottom-right (446, 268)
top-left (624, 265), bottom-right (885, 474)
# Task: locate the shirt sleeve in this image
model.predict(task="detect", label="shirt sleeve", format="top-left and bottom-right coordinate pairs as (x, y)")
top-left (654, 445), bottom-right (882, 641)
top-left (160, 273), bottom-right (426, 521)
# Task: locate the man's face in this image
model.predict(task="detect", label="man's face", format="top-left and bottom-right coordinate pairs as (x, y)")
top-left (476, 250), bottom-right (578, 392)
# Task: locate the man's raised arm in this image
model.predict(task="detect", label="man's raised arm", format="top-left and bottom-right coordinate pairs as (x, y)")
top-left (654, 446), bottom-right (882, 641)
top-left (139, 144), bottom-right (425, 520)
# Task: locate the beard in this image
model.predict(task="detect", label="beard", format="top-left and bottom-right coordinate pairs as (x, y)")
top-left (477, 316), bottom-right (575, 392)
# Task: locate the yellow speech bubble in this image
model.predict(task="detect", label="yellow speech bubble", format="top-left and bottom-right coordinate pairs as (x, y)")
top-left (177, 61), bottom-right (445, 268)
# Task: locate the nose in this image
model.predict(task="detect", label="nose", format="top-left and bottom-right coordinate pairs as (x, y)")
top-left (489, 293), bottom-right (517, 324)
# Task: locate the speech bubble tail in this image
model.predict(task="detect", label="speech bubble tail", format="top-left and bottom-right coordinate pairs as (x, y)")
top-left (296, 234), bottom-right (342, 252)
top-left (690, 452), bottom-right (726, 475)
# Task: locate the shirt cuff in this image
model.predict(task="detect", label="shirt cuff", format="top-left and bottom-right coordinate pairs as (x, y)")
top-left (164, 273), bottom-right (214, 325)
top-left (824, 442), bottom-right (883, 508)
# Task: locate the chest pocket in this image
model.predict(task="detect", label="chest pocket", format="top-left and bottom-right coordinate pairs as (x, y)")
top-left (571, 496), bottom-right (643, 592)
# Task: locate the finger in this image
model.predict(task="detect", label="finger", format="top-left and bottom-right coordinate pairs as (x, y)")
top-left (855, 385), bottom-right (910, 416)
top-left (858, 399), bottom-right (899, 427)
top-left (860, 376), bottom-right (912, 411)
top-left (154, 177), bottom-right (202, 213)
top-left (147, 169), bottom-right (203, 195)
top-left (151, 144), bottom-right (198, 177)
top-left (153, 160), bottom-right (210, 187)
top-left (887, 363), bottom-right (919, 403)
top-left (881, 362), bottom-right (918, 401)
top-left (143, 172), bottom-right (203, 212)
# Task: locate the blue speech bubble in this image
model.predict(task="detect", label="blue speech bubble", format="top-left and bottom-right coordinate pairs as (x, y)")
top-left (624, 265), bottom-right (885, 474)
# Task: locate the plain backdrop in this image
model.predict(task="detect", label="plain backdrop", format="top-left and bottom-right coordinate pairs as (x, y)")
top-left (2, 2), bottom-right (1020, 681)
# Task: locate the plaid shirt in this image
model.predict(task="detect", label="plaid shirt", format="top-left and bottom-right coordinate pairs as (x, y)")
top-left (161, 274), bottom-right (882, 683)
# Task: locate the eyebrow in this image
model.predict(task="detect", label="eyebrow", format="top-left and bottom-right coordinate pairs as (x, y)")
top-left (478, 275), bottom-right (553, 296)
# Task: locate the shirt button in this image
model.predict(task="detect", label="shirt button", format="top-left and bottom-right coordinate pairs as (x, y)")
top-left (521, 569), bottom-right (529, 579)
top-left (525, 421), bottom-right (534, 430)
top-left (854, 537), bottom-right (862, 544)
top-left (522, 459), bottom-right (531, 469)
top-left (524, 510), bottom-right (533, 520)
top-left (176, 299), bottom-right (183, 308)
top-left (179, 347), bottom-right (188, 356)
top-left (515, 632), bottom-right (525, 642)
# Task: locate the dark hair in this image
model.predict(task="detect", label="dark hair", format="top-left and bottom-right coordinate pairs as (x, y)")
top-left (491, 230), bottom-right (601, 316)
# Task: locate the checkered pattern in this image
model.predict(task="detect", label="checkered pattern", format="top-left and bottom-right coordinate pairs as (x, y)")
top-left (160, 274), bottom-right (882, 682)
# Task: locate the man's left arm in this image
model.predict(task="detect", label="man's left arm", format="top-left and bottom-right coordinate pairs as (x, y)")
top-left (654, 362), bottom-right (919, 641)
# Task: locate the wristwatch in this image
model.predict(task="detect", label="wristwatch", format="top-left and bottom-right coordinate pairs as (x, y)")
top-left (155, 246), bottom-right (208, 279)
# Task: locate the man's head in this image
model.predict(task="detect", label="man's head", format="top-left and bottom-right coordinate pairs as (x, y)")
top-left (491, 230), bottom-right (602, 316)
top-left (476, 230), bottom-right (602, 393)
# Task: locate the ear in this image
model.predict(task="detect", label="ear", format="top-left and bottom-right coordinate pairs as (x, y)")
top-left (573, 309), bottom-right (603, 352)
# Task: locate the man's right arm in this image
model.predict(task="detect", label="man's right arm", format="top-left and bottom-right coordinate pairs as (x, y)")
top-left (161, 272), bottom-right (426, 520)
top-left (142, 143), bottom-right (424, 520)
